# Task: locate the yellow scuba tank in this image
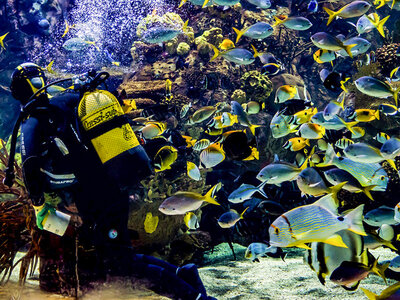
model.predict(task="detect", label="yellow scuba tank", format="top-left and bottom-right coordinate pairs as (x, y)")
top-left (78, 89), bottom-right (139, 163)
top-left (78, 89), bottom-right (149, 192)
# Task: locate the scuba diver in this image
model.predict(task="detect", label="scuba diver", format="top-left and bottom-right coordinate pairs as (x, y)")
top-left (7, 62), bottom-right (215, 300)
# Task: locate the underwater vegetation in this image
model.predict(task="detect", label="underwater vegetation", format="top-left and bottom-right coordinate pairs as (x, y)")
top-left (3, 0), bottom-right (400, 299)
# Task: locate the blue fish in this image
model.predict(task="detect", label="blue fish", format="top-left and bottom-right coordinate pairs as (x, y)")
top-left (308, 0), bottom-right (318, 12)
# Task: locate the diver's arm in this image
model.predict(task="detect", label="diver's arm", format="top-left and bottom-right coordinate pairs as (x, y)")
top-left (21, 116), bottom-right (45, 206)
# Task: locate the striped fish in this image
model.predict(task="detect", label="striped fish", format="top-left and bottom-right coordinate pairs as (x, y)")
top-left (269, 194), bottom-right (366, 249)
top-left (193, 139), bottom-right (211, 151)
top-left (335, 137), bottom-right (354, 150)
top-left (304, 230), bottom-right (365, 288)
top-left (374, 132), bottom-right (390, 144)
top-left (319, 144), bottom-right (388, 191)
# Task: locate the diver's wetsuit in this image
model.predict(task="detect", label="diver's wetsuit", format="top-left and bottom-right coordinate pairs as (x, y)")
top-left (20, 91), bottom-right (214, 300)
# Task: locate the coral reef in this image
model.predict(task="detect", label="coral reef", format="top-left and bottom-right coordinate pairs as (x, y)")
top-left (194, 27), bottom-right (224, 56)
top-left (375, 43), bottom-right (400, 76)
top-left (230, 89), bottom-right (247, 104)
top-left (177, 42), bottom-right (191, 56)
top-left (240, 71), bottom-right (273, 103)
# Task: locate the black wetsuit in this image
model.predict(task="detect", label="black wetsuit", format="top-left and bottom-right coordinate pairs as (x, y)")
top-left (20, 91), bottom-right (214, 300)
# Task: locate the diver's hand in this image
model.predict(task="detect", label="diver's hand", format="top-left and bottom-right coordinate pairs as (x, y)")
top-left (33, 203), bottom-right (56, 230)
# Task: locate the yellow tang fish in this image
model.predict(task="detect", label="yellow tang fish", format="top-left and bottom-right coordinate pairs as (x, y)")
top-left (144, 212), bottom-right (159, 234)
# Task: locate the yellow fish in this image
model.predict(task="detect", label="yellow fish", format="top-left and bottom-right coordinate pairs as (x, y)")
top-left (200, 143), bottom-right (225, 168)
top-left (243, 146), bottom-right (259, 160)
top-left (351, 126), bottom-right (366, 139)
top-left (275, 85), bottom-right (299, 103)
top-left (184, 212), bottom-right (200, 230)
top-left (45, 60), bottom-right (55, 74)
top-left (62, 21), bottom-right (76, 38)
top-left (165, 79), bottom-right (173, 101)
top-left (187, 161), bottom-right (201, 181)
top-left (293, 107), bottom-right (318, 124)
top-left (355, 109), bottom-right (380, 122)
top-left (182, 135), bottom-right (197, 147)
top-left (205, 127), bottom-right (224, 136)
top-left (283, 137), bottom-right (310, 151)
top-left (366, 13), bottom-right (390, 37)
top-left (144, 212), bottom-right (159, 234)
top-left (193, 139), bottom-right (211, 151)
top-left (219, 39), bottom-right (235, 51)
top-left (0, 32), bottom-right (9, 51)
top-left (154, 145), bottom-right (178, 172)
top-left (122, 99), bottom-right (137, 113)
top-left (140, 122), bottom-right (166, 139)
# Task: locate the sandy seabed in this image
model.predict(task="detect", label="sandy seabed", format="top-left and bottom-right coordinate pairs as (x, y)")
top-left (0, 244), bottom-right (397, 300)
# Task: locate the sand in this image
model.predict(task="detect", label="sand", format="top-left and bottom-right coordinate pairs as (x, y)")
top-left (199, 243), bottom-right (398, 300)
top-left (0, 245), bottom-right (397, 299)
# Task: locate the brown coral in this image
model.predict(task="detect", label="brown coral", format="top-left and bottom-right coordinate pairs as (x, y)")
top-left (375, 43), bottom-right (400, 76)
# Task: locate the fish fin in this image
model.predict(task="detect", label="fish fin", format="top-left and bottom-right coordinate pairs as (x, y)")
top-left (202, 0), bottom-right (210, 8)
top-left (328, 181), bottom-right (347, 203)
top-left (249, 124), bottom-right (261, 135)
top-left (317, 144), bottom-right (335, 167)
top-left (390, 67), bottom-right (399, 78)
top-left (305, 139), bottom-right (310, 147)
top-left (345, 204), bottom-right (367, 236)
top-left (251, 44), bottom-right (259, 58)
top-left (296, 243), bottom-right (312, 250)
top-left (314, 194), bottom-right (338, 213)
top-left (387, 159), bottom-right (398, 171)
top-left (182, 20), bottom-right (189, 32)
top-left (256, 181), bottom-right (269, 198)
top-left (233, 27), bottom-right (246, 44)
top-left (273, 16), bottom-right (285, 27)
top-left (377, 15), bottom-right (390, 37)
top-left (178, 0), bottom-right (187, 8)
top-left (240, 207), bottom-right (249, 219)
top-left (323, 7), bottom-right (337, 26)
top-left (394, 86), bottom-right (400, 107)
top-left (371, 259), bottom-right (389, 284)
top-left (361, 185), bottom-right (376, 201)
top-left (210, 44), bottom-right (220, 61)
top-left (323, 234), bottom-right (348, 248)
top-left (344, 44), bottom-right (357, 59)
top-left (203, 183), bottom-right (221, 205)
top-left (360, 287), bottom-right (378, 300)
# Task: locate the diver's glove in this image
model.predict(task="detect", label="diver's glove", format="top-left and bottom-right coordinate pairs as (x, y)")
top-left (33, 203), bottom-right (56, 230)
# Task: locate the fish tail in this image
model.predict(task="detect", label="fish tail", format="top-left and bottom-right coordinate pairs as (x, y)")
top-left (182, 20), bottom-right (189, 32)
top-left (257, 181), bottom-right (269, 198)
top-left (305, 139), bottom-right (310, 147)
top-left (390, 67), bottom-right (399, 78)
top-left (233, 27), bottom-right (244, 44)
top-left (203, 183), bottom-right (221, 205)
top-left (251, 44), bottom-right (259, 58)
top-left (202, 0), bottom-right (210, 8)
top-left (329, 181), bottom-right (347, 202)
top-left (210, 45), bottom-right (220, 62)
top-left (344, 44), bottom-right (357, 59)
top-left (377, 15), bottom-right (390, 37)
top-left (394, 86), bottom-right (400, 107)
top-left (371, 259), bottom-right (389, 284)
top-left (387, 159), bottom-right (398, 171)
top-left (249, 124), bottom-right (261, 135)
top-left (178, 0), bottom-right (187, 8)
top-left (374, 109), bottom-right (380, 120)
top-left (240, 207), bottom-right (249, 219)
top-left (360, 287), bottom-right (378, 300)
top-left (323, 7), bottom-right (337, 26)
top-left (273, 16), bottom-right (285, 27)
top-left (344, 204), bottom-right (367, 236)
top-left (361, 185), bottom-right (376, 201)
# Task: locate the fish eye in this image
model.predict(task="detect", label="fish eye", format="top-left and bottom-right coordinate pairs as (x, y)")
top-left (380, 175), bottom-right (385, 181)
top-left (337, 216), bottom-right (344, 221)
top-left (276, 124), bottom-right (280, 128)
top-left (275, 227), bottom-right (280, 235)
